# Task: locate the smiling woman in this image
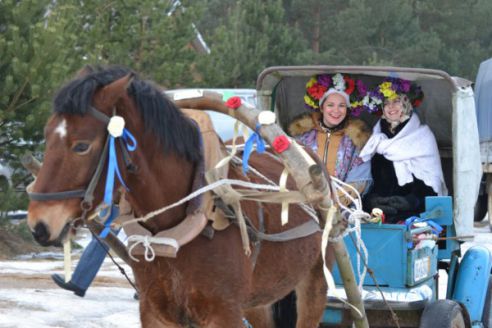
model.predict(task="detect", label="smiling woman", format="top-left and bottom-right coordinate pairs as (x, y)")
top-left (274, 73), bottom-right (372, 327)
top-left (360, 78), bottom-right (446, 223)
top-left (288, 73), bottom-right (372, 201)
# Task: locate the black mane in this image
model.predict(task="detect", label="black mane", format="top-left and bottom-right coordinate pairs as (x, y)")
top-left (53, 65), bottom-right (201, 163)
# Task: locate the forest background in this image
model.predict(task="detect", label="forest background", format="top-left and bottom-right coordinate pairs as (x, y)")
top-left (1, 0), bottom-right (491, 211)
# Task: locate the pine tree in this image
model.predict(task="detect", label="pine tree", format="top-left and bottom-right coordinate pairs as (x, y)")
top-left (196, 0), bottom-right (305, 87)
top-left (417, 0), bottom-right (492, 78)
top-left (48, 0), bottom-right (201, 87)
top-left (0, 0), bottom-right (79, 211)
top-left (0, 0), bottom-right (203, 211)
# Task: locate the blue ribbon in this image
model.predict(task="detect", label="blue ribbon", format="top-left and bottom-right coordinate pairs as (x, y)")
top-left (242, 123), bottom-right (265, 174)
top-left (100, 128), bottom-right (137, 238)
top-left (404, 216), bottom-right (443, 248)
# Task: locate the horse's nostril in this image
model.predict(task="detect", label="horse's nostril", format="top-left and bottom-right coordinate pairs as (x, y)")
top-left (32, 222), bottom-right (50, 245)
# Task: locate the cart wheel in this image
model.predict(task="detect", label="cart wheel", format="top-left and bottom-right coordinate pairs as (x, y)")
top-left (420, 300), bottom-right (470, 328)
top-left (482, 276), bottom-right (492, 328)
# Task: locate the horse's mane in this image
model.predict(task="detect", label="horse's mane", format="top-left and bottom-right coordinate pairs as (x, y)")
top-left (53, 65), bottom-right (201, 163)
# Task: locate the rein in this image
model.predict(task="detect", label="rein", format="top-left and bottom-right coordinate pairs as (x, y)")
top-left (28, 106), bottom-right (137, 235)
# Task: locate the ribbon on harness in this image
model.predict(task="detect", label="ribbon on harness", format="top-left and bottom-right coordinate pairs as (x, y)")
top-left (100, 124), bottom-right (137, 238)
top-left (404, 216), bottom-right (443, 248)
top-left (242, 123), bottom-right (265, 175)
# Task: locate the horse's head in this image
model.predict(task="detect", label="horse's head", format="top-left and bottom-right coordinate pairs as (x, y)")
top-left (27, 66), bottom-right (202, 246)
top-left (27, 68), bottom-right (134, 246)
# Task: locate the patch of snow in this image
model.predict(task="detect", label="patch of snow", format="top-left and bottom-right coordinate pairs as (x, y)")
top-left (0, 287), bottom-right (139, 328)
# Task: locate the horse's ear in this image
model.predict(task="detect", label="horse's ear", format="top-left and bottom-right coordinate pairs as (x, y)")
top-left (94, 73), bottom-right (134, 114)
top-left (75, 65), bottom-right (95, 78)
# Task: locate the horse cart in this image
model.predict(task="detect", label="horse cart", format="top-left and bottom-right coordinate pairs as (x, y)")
top-left (23, 64), bottom-right (490, 328)
top-left (252, 66), bottom-right (490, 328)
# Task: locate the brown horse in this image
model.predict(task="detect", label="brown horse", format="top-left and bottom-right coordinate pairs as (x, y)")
top-left (27, 66), bottom-right (328, 327)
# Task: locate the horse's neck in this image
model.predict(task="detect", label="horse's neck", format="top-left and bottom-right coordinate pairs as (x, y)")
top-left (126, 147), bottom-right (195, 233)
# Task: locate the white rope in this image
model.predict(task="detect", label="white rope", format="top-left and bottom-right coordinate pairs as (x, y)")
top-left (231, 155), bottom-right (320, 224)
top-left (224, 134), bottom-right (320, 225)
top-left (121, 178), bottom-right (287, 227)
top-left (328, 176), bottom-right (370, 292)
top-left (225, 143), bottom-right (271, 152)
top-left (214, 120), bottom-right (242, 169)
top-left (231, 154), bottom-right (280, 186)
top-left (127, 235), bottom-right (179, 262)
top-left (330, 176), bottom-right (364, 212)
top-left (120, 132), bottom-right (319, 227)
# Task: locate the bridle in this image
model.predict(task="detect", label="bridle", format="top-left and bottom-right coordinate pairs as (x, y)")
top-left (28, 106), bottom-right (136, 227)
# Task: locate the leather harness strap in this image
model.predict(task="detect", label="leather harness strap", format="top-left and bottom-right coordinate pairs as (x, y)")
top-left (28, 135), bottom-right (110, 211)
top-left (214, 197), bottom-right (321, 243)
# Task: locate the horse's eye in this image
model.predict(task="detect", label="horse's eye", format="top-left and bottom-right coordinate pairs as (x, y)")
top-left (72, 142), bottom-right (91, 154)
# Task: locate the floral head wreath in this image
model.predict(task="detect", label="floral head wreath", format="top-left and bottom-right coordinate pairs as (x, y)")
top-left (304, 73), bottom-right (369, 117)
top-left (363, 77), bottom-right (424, 114)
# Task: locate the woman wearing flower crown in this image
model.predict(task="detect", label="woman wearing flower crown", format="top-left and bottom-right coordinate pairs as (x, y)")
top-left (288, 73), bottom-right (373, 202)
top-left (273, 73), bottom-right (372, 328)
top-left (359, 78), bottom-right (447, 223)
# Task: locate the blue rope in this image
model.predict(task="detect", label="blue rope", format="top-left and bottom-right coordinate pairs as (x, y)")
top-left (242, 123), bottom-right (265, 175)
top-left (100, 128), bottom-right (137, 238)
top-left (242, 318), bottom-right (253, 328)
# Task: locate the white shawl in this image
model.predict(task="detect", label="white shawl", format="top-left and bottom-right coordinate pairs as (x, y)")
top-left (360, 115), bottom-right (448, 196)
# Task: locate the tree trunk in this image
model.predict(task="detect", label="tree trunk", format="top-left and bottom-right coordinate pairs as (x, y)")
top-left (312, 1), bottom-right (320, 53)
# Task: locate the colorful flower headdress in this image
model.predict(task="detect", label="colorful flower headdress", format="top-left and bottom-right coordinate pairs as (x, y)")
top-left (304, 74), bottom-right (424, 117)
top-left (304, 73), bottom-right (372, 117)
top-left (370, 77), bottom-right (424, 112)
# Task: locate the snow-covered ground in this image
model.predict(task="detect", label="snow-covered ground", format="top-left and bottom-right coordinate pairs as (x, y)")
top-left (1, 219), bottom-right (491, 328)
top-left (0, 229), bottom-right (139, 328)
top-left (0, 255), bottom-right (139, 328)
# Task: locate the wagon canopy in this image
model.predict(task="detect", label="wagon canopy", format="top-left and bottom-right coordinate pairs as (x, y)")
top-left (256, 65), bottom-right (481, 237)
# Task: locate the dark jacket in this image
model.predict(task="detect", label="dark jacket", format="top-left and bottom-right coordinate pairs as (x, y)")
top-left (364, 119), bottom-right (437, 223)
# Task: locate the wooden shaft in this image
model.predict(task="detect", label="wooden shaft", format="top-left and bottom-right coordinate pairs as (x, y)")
top-left (310, 164), bottom-right (367, 326)
top-left (176, 93), bottom-right (329, 204)
top-left (21, 153), bottom-right (132, 266)
top-left (332, 241), bottom-right (370, 328)
top-left (309, 164), bottom-right (327, 192)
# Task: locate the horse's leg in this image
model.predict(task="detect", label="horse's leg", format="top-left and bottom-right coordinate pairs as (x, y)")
top-left (244, 305), bottom-right (275, 328)
top-left (294, 256), bottom-right (328, 328)
top-left (202, 304), bottom-right (246, 328)
top-left (139, 297), bottom-right (179, 328)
